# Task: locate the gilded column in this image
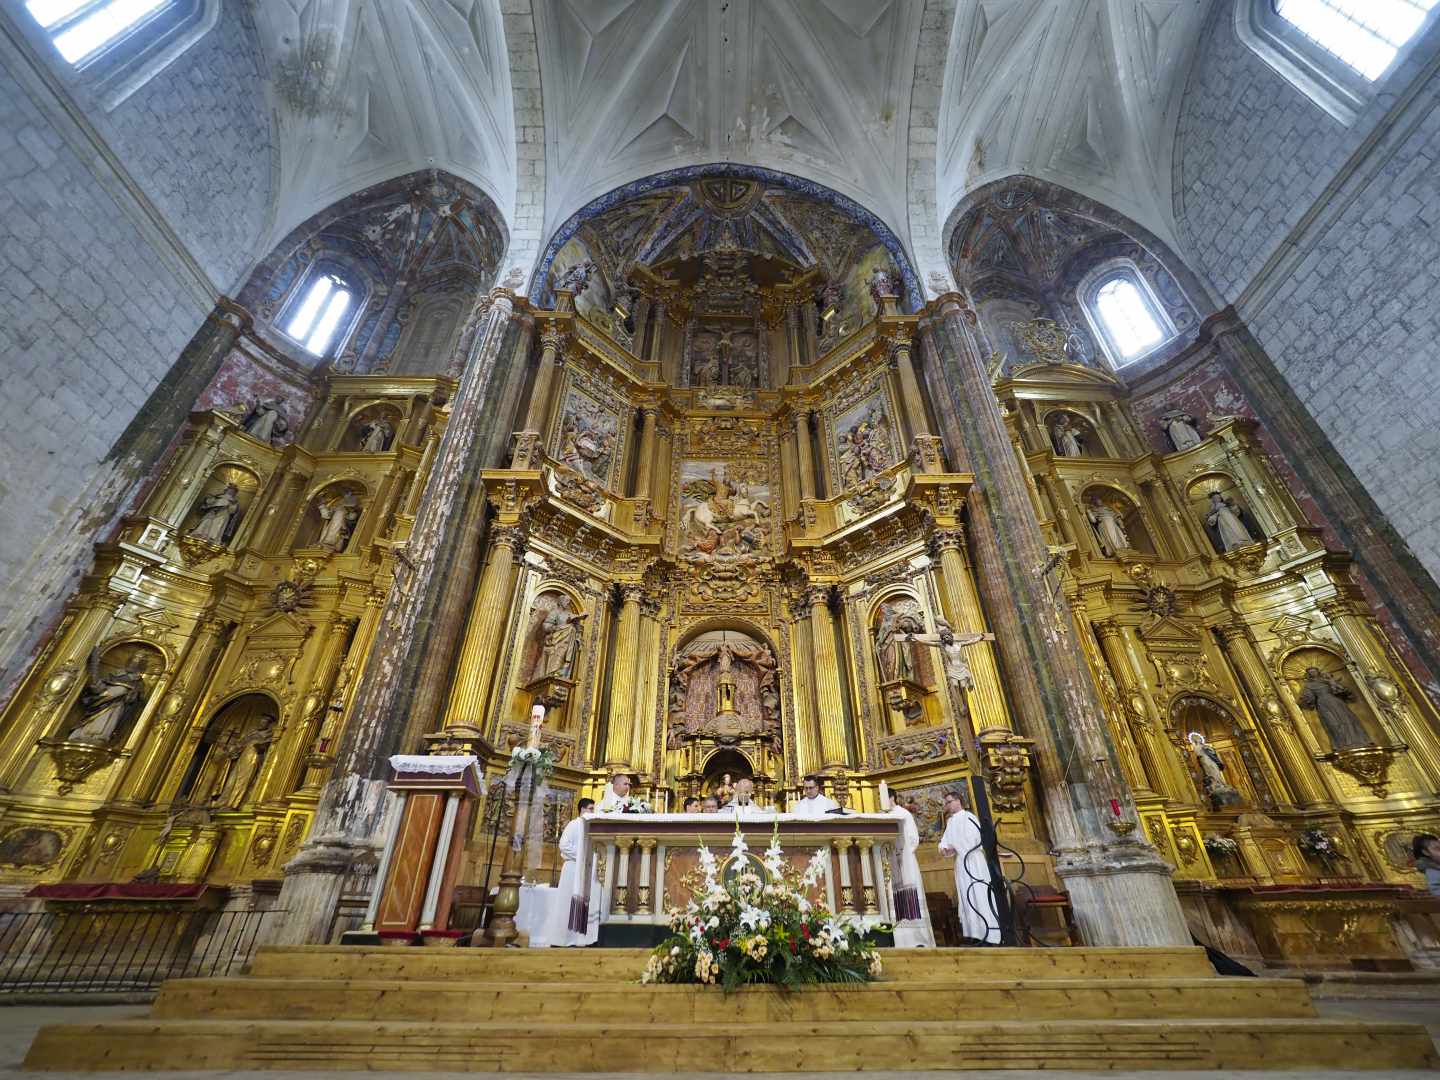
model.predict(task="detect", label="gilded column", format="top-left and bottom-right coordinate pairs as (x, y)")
top-left (606, 585), bottom-right (644, 769)
top-left (518, 328), bottom-right (565, 442)
top-left (930, 526), bottom-right (1011, 736)
top-left (891, 330), bottom-right (931, 440)
top-left (794, 411), bottom-right (817, 502)
top-left (258, 613), bottom-right (357, 804)
top-left (629, 592), bottom-right (662, 775)
top-left (807, 585), bottom-right (850, 769)
top-left (634, 405), bottom-right (659, 500)
top-left (444, 524), bottom-right (526, 727)
top-left (1214, 621), bottom-right (1328, 808)
top-left (919, 293), bottom-right (1188, 947)
top-left (788, 596), bottom-right (821, 775)
top-left (1094, 622), bottom-right (1185, 800)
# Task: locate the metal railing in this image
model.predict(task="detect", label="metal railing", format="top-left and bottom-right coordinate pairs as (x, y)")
top-left (0, 907), bottom-right (284, 993)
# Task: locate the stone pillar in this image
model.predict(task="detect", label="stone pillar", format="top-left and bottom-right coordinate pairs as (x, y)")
top-left (807, 586), bottom-right (850, 769)
top-left (919, 294), bottom-right (1188, 947)
top-left (443, 525), bottom-right (525, 726)
top-left (794, 411), bottom-right (817, 501)
top-left (634, 406), bottom-right (659, 499)
top-left (929, 527), bottom-right (1011, 736)
top-left (274, 290), bottom-right (520, 946)
top-left (1214, 621), bottom-right (1328, 808)
top-left (605, 585), bottom-right (644, 769)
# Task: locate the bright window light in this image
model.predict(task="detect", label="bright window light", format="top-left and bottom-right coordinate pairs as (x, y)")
top-left (1094, 278), bottom-right (1165, 362)
top-left (29, 0), bottom-right (171, 65)
top-left (1274, 0), bottom-right (1439, 80)
top-left (285, 274), bottom-right (353, 356)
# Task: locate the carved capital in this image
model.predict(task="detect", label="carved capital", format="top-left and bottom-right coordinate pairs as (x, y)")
top-left (928, 526), bottom-right (966, 555)
top-left (1094, 619), bottom-right (1124, 643)
top-left (804, 584), bottom-right (834, 610)
top-left (618, 583), bottom-right (647, 606)
top-left (1215, 621), bottom-right (1251, 644)
top-left (489, 525), bottom-right (526, 553)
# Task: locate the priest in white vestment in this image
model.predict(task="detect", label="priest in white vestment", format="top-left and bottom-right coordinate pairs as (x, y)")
top-left (723, 777), bottom-right (772, 819)
top-left (546, 798), bottom-right (600, 947)
top-left (886, 801), bottom-right (935, 947)
top-left (791, 775), bottom-right (839, 817)
top-left (939, 790), bottom-right (1000, 944)
top-left (595, 771), bottom-right (632, 812)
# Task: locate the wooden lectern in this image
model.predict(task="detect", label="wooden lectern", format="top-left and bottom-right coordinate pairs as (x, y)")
top-left (343, 753), bottom-right (482, 946)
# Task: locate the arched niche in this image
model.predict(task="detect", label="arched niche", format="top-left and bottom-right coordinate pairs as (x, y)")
top-left (1080, 484), bottom-right (1156, 557)
top-left (869, 591), bottom-right (938, 733)
top-left (1280, 646), bottom-right (1386, 752)
top-left (389, 289), bottom-right (467, 376)
top-left (1042, 408), bottom-right (1104, 459)
top-left (667, 624), bottom-right (780, 746)
top-left (1185, 472), bottom-right (1265, 555)
top-left (517, 587), bottom-right (589, 731)
top-left (700, 747), bottom-right (754, 801)
top-left (339, 402), bottom-right (403, 453)
top-left (177, 693), bottom-right (280, 809)
top-left (1172, 694), bottom-right (1258, 810)
top-left (180, 463), bottom-right (261, 549)
top-left (61, 641), bottom-right (165, 748)
top-left (295, 481), bottom-right (367, 554)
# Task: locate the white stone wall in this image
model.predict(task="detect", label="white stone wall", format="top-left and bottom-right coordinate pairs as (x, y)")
top-left (1174, 4), bottom-right (1440, 581)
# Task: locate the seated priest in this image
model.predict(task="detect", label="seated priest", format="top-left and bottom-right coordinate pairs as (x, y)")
top-left (681, 797), bottom-right (701, 814)
top-left (701, 795), bottom-right (720, 813)
top-left (545, 798), bottom-right (600, 947)
top-left (724, 777), bottom-right (772, 818)
top-left (596, 771), bottom-right (632, 812)
top-left (791, 774), bottom-right (839, 817)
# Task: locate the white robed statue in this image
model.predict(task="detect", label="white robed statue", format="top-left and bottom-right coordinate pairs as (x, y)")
top-left (882, 788), bottom-right (934, 947)
top-left (939, 790), bottom-right (1000, 944)
top-left (545, 799), bottom-right (601, 947)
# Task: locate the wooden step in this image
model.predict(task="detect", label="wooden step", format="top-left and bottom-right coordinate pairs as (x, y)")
top-left (152, 975), bottom-right (1318, 1023)
top-left (247, 944), bottom-right (1217, 982)
top-left (25, 1016), bottom-right (1438, 1073)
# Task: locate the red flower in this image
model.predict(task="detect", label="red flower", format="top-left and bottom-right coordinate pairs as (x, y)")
top-left (714, 937), bottom-right (730, 949)
top-left (801, 925), bottom-right (811, 940)
top-left (789, 939), bottom-right (798, 954)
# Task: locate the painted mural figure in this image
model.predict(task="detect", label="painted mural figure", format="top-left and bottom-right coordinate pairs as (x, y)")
top-left (241, 398), bottom-right (289, 445)
top-left (70, 651), bottom-right (148, 745)
top-left (1052, 415), bottom-right (1084, 457)
top-left (189, 484), bottom-right (241, 544)
top-left (359, 417), bottom-right (394, 452)
top-left (317, 491), bottom-right (361, 552)
top-left (1087, 496), bottom-right (1130, 556)
top-left (1205, 491), bottom-right (1256, 551)
top-left (1297, 667), bottom-right (1373, 750)
top-left (1160, 410), bottom-right (1202, 451)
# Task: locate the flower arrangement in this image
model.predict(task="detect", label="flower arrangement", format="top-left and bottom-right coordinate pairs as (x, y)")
top-left (507, 744), bottom-right (556, 783)
top-left (1204, 834), bottom-right (1240, 858)
top-left (611, 794), bottom-right (653, 814)
top-left (641, 826), bottom-right (882, 990)
top-left (1298, 829), bottom-right (1343, 861)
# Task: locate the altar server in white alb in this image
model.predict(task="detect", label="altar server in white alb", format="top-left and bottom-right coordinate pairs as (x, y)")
top-left (791, 775), bottom-right (839, 817)
top-left (596, 771), bottom-right (632, 812)
top-left (547, 798), bottom-right (600, 947)
top-left (884, 792), bottom-right (935, 947)
top-left (938, 790), bottom-right (1000, 944)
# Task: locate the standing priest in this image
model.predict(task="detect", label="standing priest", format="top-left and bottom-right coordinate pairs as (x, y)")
top-left (938, 790), bottom-right (1000, 944)
top-left (546, 798), bottom-right (600, 947)
top-left (791, 775), bottom-right (839, 817)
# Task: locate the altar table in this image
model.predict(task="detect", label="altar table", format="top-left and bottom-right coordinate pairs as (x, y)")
top-left (582, 812), bottom-right (924, 947)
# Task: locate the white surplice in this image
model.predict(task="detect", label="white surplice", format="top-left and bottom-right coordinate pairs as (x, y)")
top-left (939, 808), bottom-right (1000, 944)
top-left (595, 786), bottom-right (628, 812)
top-left (888, 805), bottom-right (934, 947)
top-left (722, 799), bottom-right (773, 820)
top-left (790, 794), bottom-right (839, 818)
top-left (545, 815), bottom-right (600, 947)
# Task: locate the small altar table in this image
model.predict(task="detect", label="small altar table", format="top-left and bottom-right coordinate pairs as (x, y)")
top-left (584, 813), bottom-right (922, 947)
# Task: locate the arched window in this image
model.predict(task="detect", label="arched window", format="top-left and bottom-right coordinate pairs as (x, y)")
top-left (1078, 265), bottom-right (1176, 369)
top-left (1238, 0), bottom-right (1440, 124)
top-left (1274, 0), bottom-right (1438, 81)
top-left (26, 0), bottom-right (175, 65)
top-left (284, 272), bottom-right (355, 357)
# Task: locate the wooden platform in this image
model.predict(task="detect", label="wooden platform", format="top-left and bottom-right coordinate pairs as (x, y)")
top-left (24, 946), bottom-right (1440, 1072)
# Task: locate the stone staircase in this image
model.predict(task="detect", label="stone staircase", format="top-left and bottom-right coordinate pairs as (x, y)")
top-left (23, 945), bottom-right (1440, 1072)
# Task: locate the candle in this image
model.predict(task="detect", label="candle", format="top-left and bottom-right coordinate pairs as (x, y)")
top-left (1110, 798), bottom-right (1121, 817)
top-left (527, 704), bottom-right (545, 749)
top-left (878, 780), bottom-right (890, 811)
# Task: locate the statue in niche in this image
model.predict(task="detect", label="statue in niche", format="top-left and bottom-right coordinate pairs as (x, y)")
top-left (868, 266), bottom-right (899, 306)
top-left (1051, 415), bottom-right (1085, 457)
top-left (69, 650), bottom-right (151, 745)
top-left (188, 484), bottom-right (241, 545)
top-left (874, 600), bottom-right (926, 683)
top-left (358, 417), bottom-right (394, 452)
top-left (317, 491), bottom-right (361, 552)
top-left (668, 633), bottom-right (779, 742)
top-left (558, 399), bottom-right (617, 484)
top-left (1087, 495), bottom-right (1131, 557)
top-left (894, 620), bottom-right (994, 694)
top-left (528, 596), bottom-right (589, 681)
top-left (1204, 491), bottom-right (1258, 552)
top-left (554, 260), bottom-right (596, 297)
top-left (213, 715), bottom-right (277, 809)
top-left (240, 398), bottom-right (289, 445)
top-left (1297, 667), bottom-right (1374, 750)
top-left (1160, 410), bottom-right (1202, 451)
top-left (1188, 732), bottom-right (1244, 809)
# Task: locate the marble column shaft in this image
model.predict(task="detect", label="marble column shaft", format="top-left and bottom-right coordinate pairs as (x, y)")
top-left (807, 587), bottom-right (850, 769)
top-left (274, 291), bottom-right (520, 945)
top-left (919, 295), bottom-right (1188, 947)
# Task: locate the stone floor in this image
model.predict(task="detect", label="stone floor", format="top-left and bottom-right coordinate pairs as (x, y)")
top-left (1, 998), bottom-right (1436, 1079)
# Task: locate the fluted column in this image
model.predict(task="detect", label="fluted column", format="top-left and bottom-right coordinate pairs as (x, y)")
top-left (1094, 622), bottom-right (1184, 801)
top-left (520, 328), bottom-right (565, 438)
top-left (444, 525), bottom-right (525, 726)
top-left (919, 294), bottom-right (1187, 946)
top-left (606, 585), bottom-right (644, 769)
top-left (794, 411), bottom-right (818, 502)
top-left (930, 527), bottom-right (1011, 736)
top-left (275, 289), bottom-right (521, 945)
top-left (634, 406), bottom-right (659, 499)
top-left (807, 586), bottom-right (850, 769)
top-left (630, 592), bottom-right (662, 775)
top-left (891, 330), bottom-right (931, 440)
top-left (262, 613), bottom-right (357, 802)
top-left (787, 597), bottom-right (821, 775)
